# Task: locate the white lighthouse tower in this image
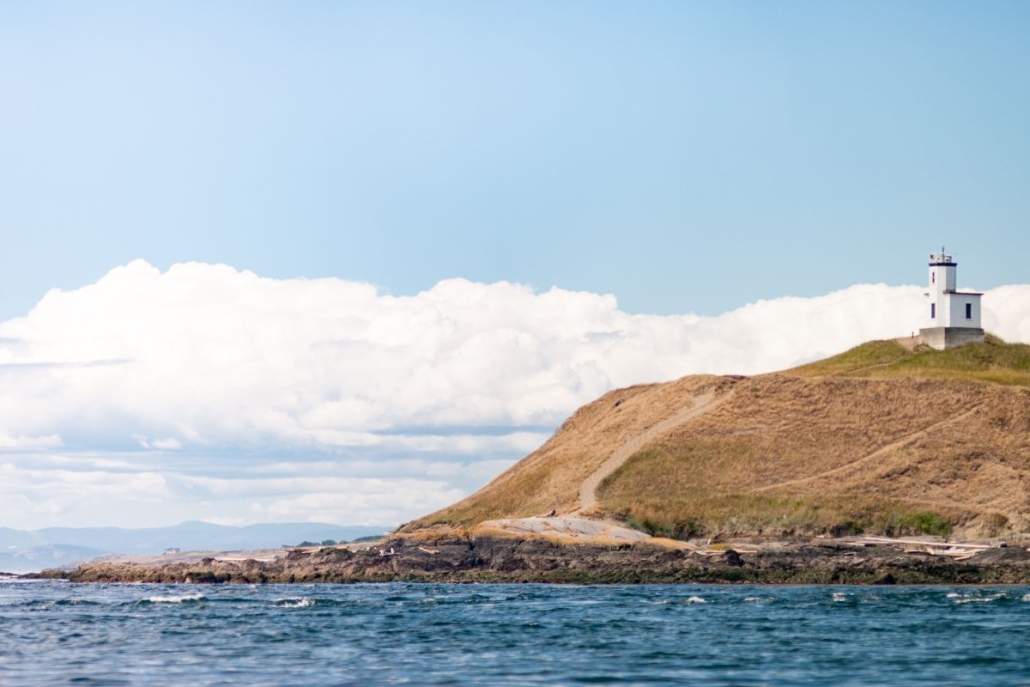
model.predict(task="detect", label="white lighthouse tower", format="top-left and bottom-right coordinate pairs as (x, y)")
top-left (918, 249), bottom-right (984, 350)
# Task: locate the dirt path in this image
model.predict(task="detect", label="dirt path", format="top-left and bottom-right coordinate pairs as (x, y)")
top-left (752, 405), bottom-right (983, 494)
top-left (576, 390), bottom-right (734, 512)
top-left (803, 358), bottom-right (907, 379)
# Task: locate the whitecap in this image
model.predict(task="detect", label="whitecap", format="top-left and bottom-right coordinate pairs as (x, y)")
top-left (953, 593), bottom-right (1006, 604)
top-left (145, 593), bottom-right (205, 604)
top-left (683, 596), bottom-right (706, 604)
top-left (274, 597), bottom-right (314, 608)
top-left (831, 592), bottom-right (848, 602)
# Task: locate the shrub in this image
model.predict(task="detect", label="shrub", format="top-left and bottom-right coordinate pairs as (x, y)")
top-left (906, 511), bottom-right (953, 536)
top-left (829, 519), bottom-right (864, 537)
top-left (876, 510), bottom-right (952, 537)
top-left (981, 512), bottom-right (1009, 536)
top-left (624, 515), bottom-right (703, 540)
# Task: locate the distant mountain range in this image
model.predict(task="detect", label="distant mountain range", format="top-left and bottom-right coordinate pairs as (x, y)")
top-left (0, 544), bottom-right (109, 575)
top-left (0, 521), bottom-right (387, 573)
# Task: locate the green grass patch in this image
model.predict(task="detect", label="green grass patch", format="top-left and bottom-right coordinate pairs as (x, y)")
top-left (874, 509), bottom-right (954, 537)
top-left (789, 339), bottom-right (912, 376)
top-left (788, 336), bottom-right (1030, 387)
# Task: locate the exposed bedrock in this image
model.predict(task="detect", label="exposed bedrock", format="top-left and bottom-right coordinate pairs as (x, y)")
top-left (39, 535), bottom-right (1030, 585)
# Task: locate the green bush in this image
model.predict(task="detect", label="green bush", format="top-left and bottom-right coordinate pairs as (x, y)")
top-left (906, 511), bottom-right (953, 536)
top-left (876, 510), bottom-right (952, 537)
top-left (625, 515), bottom-right (703, 540)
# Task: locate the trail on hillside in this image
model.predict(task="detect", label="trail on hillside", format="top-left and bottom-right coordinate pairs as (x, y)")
top-left (818, 359), bottom-right (903, 377)
top-left (751, 405), bottom-right (983, 494)
top-left (576, 390), bottom-right (735, 512)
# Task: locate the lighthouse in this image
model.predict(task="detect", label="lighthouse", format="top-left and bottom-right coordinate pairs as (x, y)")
top-left (918, 249), bottom-right (984, 350)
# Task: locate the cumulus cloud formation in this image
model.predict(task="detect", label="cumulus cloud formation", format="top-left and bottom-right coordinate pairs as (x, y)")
top-left (1, 260), bottom-right (1027, 528)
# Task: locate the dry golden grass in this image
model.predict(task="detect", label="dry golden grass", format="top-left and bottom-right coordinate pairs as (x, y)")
top-left (403, 338), bottom-right (1030, 538)
top-left (468, 523), bottom-right (636, 547)
top-left (400, 374), bottom-right (737, 531)
top-left (601, 372), bottom-right (1030, 537)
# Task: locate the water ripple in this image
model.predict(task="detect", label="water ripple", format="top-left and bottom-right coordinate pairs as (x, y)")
top-left (1, 582), bottom-right (1029, 685)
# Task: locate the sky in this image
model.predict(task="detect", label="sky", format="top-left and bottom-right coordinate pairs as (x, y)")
top-left (1, 2), bottom-right (1029, 530)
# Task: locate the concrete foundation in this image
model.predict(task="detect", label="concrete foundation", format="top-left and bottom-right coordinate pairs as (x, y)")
top-left (918, 326), bottom-right (985, 351)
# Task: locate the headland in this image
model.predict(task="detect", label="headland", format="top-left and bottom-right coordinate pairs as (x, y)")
top-left (36, 337), bottom-right (1030, 584)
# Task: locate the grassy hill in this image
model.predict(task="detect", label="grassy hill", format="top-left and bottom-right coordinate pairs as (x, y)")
top-left (404, 337), bottom-right (1030, 539)
top-left (788, 334), bottom-right (1030, 386)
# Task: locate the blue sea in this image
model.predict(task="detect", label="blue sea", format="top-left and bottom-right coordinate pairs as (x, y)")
top-left (2, 581), bottom-right (1029, 685)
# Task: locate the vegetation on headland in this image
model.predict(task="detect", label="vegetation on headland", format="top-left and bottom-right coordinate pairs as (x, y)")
top-left (788, 335), bottom-right (1030, 386)
top-left (405, 337), bottom-right (1030, 540)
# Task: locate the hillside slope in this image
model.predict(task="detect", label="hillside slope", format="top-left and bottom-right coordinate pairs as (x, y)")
top-left (405, 337), bottom-right (1030, 539)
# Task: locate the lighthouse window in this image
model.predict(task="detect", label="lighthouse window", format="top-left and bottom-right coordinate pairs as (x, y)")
top-left (966, 303), bottom-right (972, 319)
top-left (931, 303), bottom-right (936, 319)
top-left (932, 273), bottom-right (935, 284)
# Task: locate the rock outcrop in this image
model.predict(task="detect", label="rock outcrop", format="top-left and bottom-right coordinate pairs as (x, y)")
top-left (39, 534), bottom-right (1030, 585)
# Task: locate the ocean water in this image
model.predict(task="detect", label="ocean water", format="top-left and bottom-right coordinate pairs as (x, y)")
top-left (2, 581), bottom-right (1029, 685)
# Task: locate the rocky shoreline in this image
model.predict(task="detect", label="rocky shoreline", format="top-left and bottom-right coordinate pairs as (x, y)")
top-left (32, 534), bottom-right (1030, 585)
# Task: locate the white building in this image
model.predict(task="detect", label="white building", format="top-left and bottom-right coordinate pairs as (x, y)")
top-left (918, 250), bottom-right (984, 350)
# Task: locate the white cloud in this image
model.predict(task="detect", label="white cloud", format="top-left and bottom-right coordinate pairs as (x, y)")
top-left (0, 432), bottom-right (62, 449)
top-left (0, 260), bottom-right (1026, 529)
top-left (982, 285), bottom-right (1030, 343)
top-left (133, 435), bottom-right (183, 450)
top-left (0, 453), bottom-right (472, 530)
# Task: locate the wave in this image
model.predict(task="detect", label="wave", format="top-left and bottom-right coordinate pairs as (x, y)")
top-left (272, 597), bottom-right (314, 608)
top-left (15, 598), bottom-right (104, 608)
top-left (141, 593), bottom-right (207, 604)
top-left (947, 592), bottom-right (1007, 604)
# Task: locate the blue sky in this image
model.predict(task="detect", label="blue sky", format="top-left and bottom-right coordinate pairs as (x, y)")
top-left (2, 2), bottom-right (1030, 529)
top-left (3, 1), bottom-right (1029, 321)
